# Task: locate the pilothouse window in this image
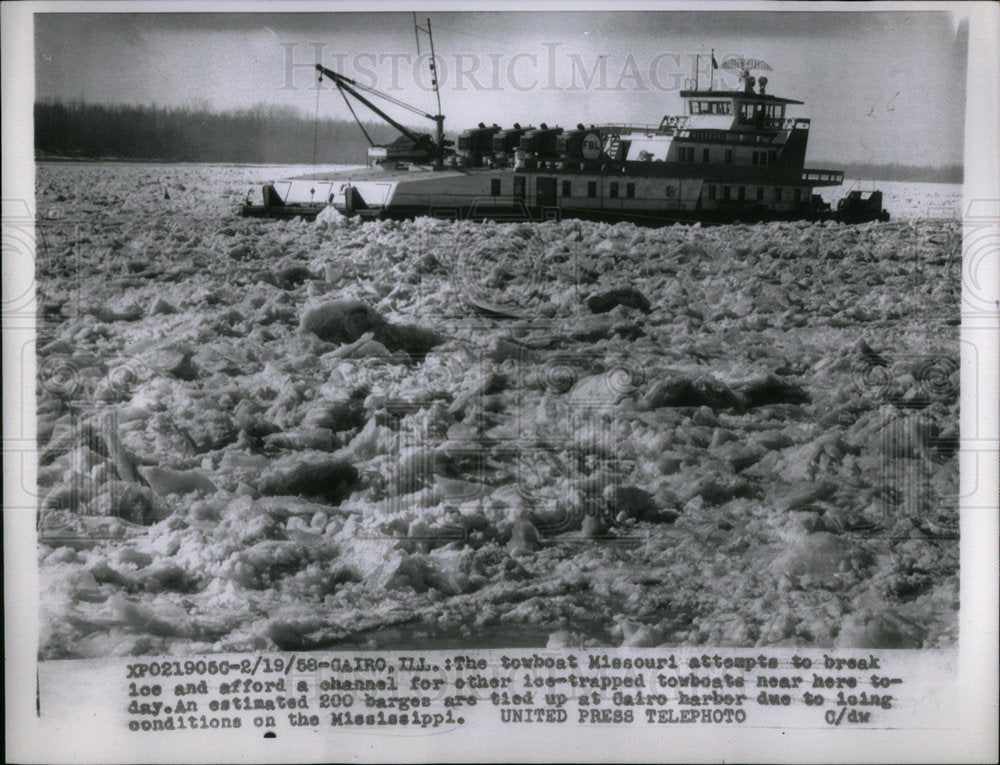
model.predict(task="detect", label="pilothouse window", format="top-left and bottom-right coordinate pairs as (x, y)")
top-left (738, 102), bottom-right (763, 126)
top-left (690, 100), bottom-right (733, 115)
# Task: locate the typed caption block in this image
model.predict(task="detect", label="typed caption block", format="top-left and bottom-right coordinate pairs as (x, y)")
top-left (40, 648), bottom-right (956, 742)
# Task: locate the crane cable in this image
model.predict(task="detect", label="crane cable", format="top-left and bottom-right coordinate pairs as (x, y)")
top-left (337, 82), bottom-right (375, 147)
top-left (312, 71), bottom-right (321, 168)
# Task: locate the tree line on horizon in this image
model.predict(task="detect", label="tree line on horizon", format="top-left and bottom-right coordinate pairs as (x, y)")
top-left (34, 99), bottom-right (963, 183)
top-left (34, 100), bottom-right (400, 164)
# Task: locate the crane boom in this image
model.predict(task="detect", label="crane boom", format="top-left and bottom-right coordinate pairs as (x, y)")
top-left (315, 63), bottom-right (444, 166)
top-left (316, 64), bottom-right (431, 147)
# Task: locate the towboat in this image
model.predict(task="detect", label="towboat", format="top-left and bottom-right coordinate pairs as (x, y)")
top-left (242, 38), bottom-right (889, 226)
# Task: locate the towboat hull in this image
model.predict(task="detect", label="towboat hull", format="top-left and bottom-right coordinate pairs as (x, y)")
top-left (241, 166), bottom-right (889, 225)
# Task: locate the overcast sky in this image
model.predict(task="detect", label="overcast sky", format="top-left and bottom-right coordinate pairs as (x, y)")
top-left (34, 10), bottom-right (967, 166)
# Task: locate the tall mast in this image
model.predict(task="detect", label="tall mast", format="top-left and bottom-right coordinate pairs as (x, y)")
top-left (414, 15), bottom-right (445, 168)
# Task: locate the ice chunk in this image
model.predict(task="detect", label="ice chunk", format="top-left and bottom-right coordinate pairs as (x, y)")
top-left (138, 466), bottom-right (217, 497)
top-left (640, 375), bottom-right (742, 411)
top-left (835, 609), bottom-right (926, 649)
top-left (300, 299), bottom-right (443, 357)
top-left (258, 459), bottom-right (359, 504)
top-left (586, 287), bottom-right (651, 314)
top-left (768, 532), bottom-right (866, 581)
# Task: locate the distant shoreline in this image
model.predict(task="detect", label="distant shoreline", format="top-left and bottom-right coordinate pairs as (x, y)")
top-left (34, 156), bottom-right (356, 170)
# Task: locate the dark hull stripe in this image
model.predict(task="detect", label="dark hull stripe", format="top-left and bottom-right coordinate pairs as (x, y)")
top-left (242, 202), bottom-right (887, 226)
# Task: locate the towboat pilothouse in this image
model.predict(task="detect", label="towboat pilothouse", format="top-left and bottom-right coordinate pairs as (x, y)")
top-left (242, 32), bottom-right (889, 225)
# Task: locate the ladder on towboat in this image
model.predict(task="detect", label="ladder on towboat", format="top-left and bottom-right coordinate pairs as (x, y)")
top-left (607, 136), bottom-right (623, 161)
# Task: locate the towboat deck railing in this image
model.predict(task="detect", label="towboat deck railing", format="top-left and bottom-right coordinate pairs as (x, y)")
top-left (762, 117), bottom-right (811, 130)
top-left (601, 122), bottom-right (677, 136)
top-left (601, 115), bottom-right (812, 139)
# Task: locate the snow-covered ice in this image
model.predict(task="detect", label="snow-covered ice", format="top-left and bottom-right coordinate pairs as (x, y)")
top-left (34, 163), bottom-right (961, 657)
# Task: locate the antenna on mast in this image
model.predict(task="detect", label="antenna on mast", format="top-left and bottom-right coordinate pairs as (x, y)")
top-left (720, 56), bottom-right (773, 93)
top-left (413, 14), bottom-right (445, 168)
